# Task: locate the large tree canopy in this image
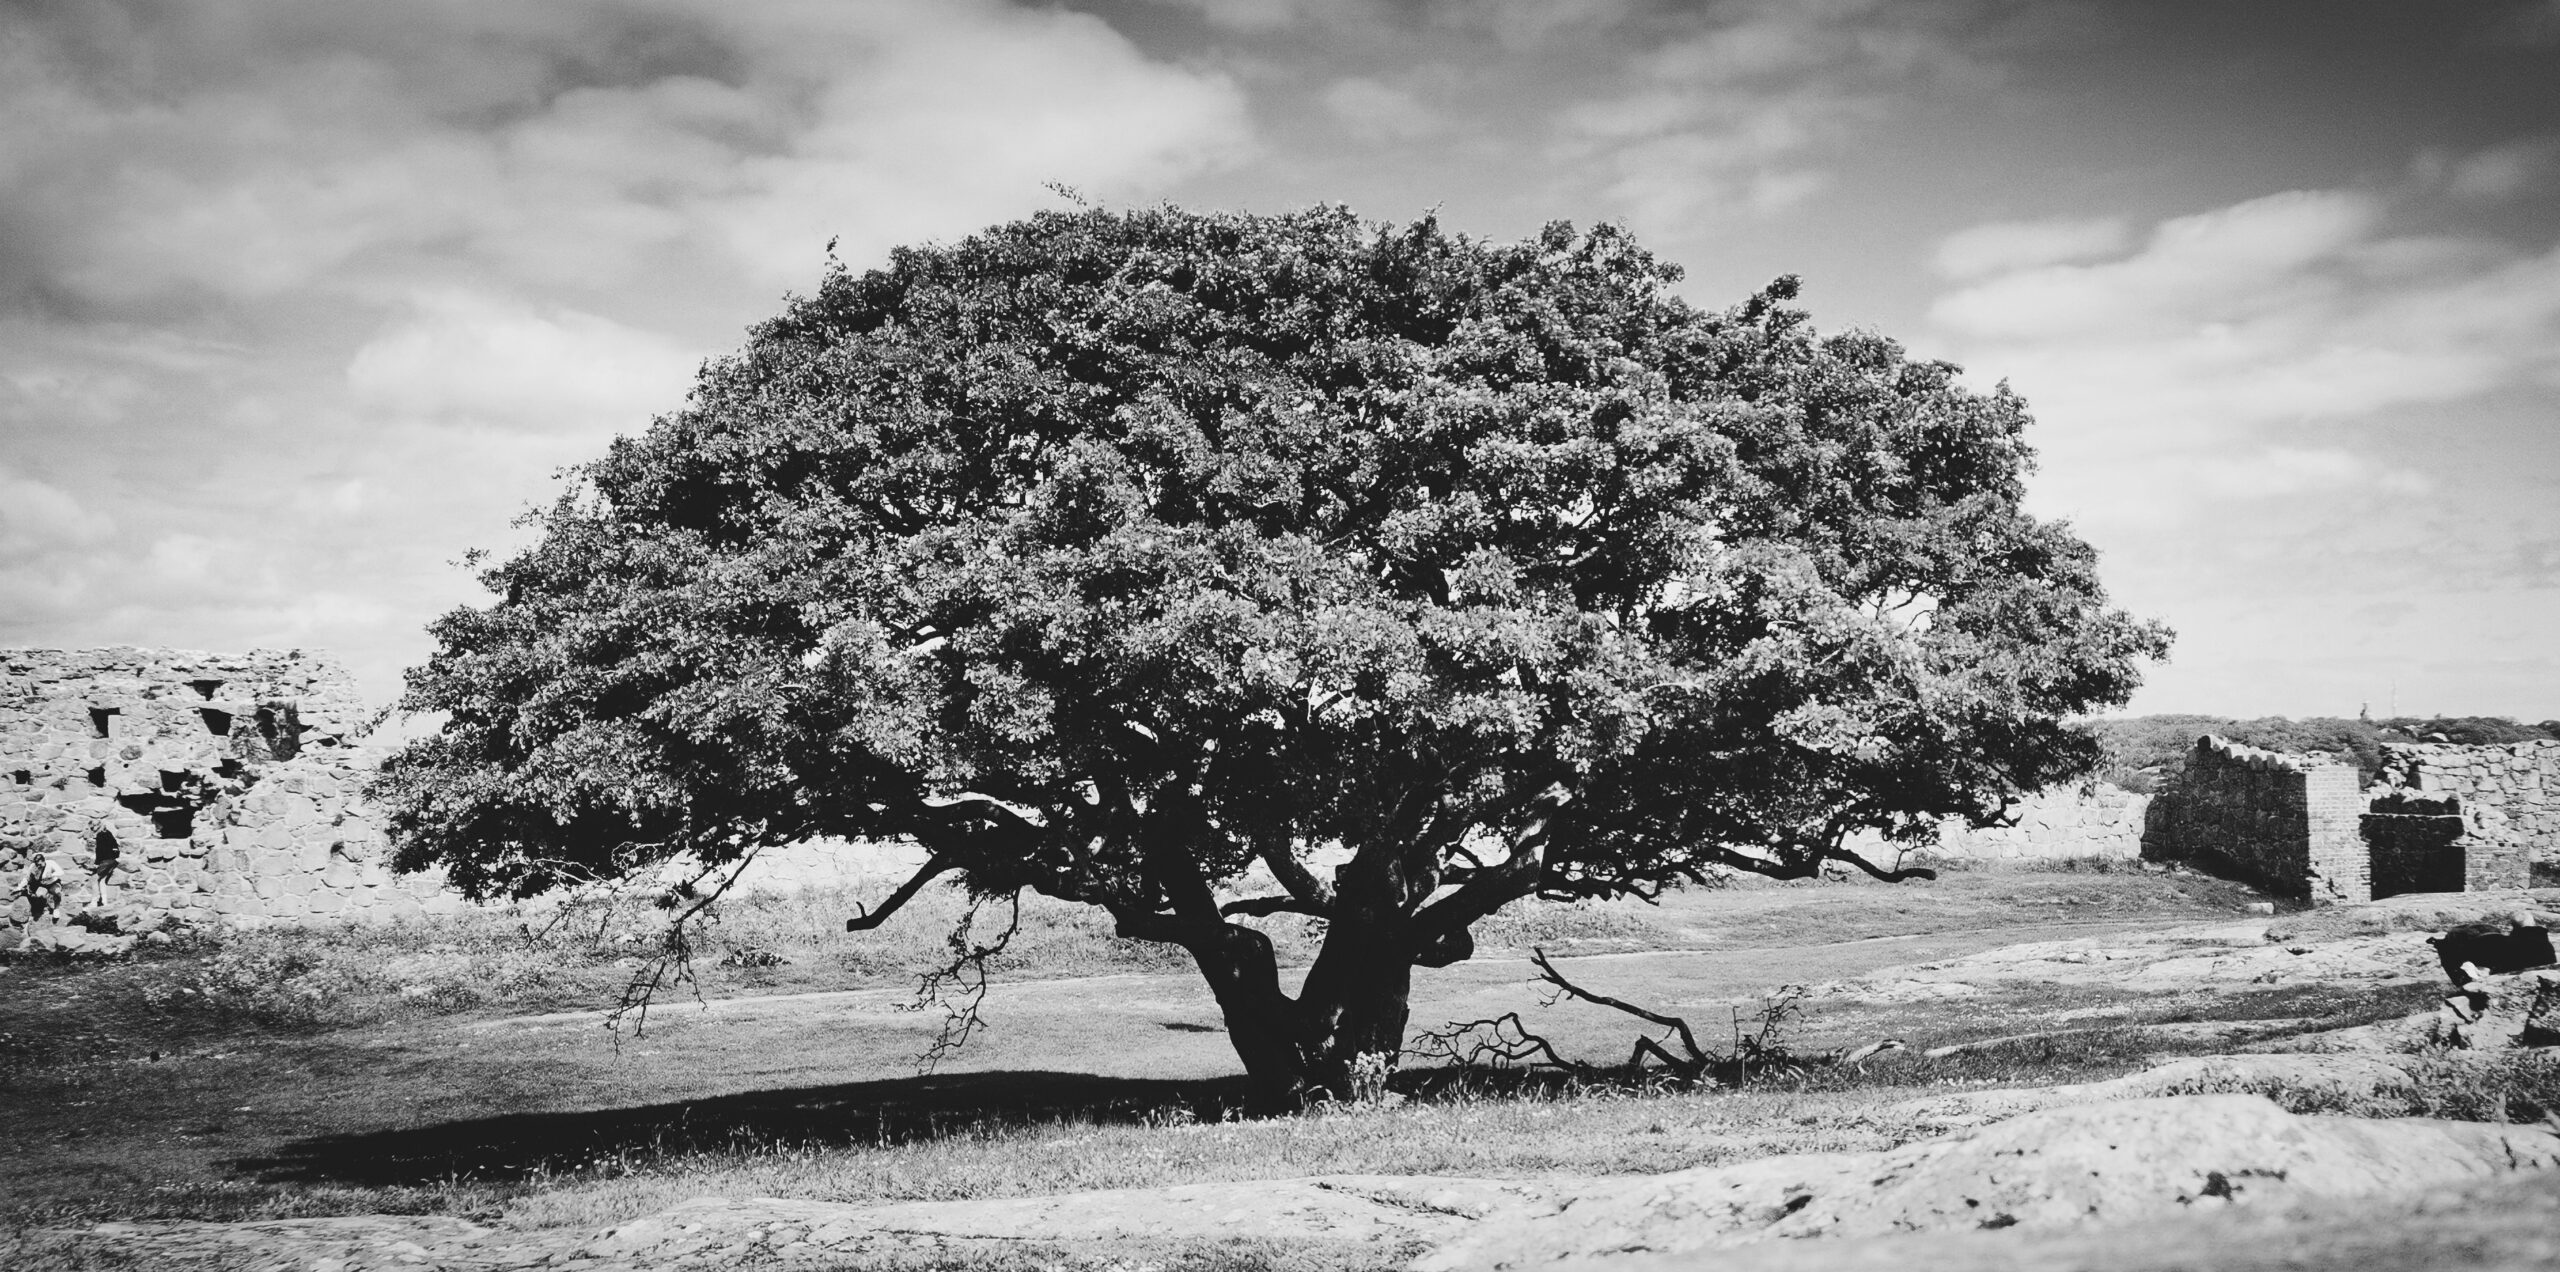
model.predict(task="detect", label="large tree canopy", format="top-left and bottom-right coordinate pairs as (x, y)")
top-left (376, 205), bottom-right (2168, 1105)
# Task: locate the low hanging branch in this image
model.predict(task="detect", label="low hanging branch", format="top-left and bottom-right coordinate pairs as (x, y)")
top-left (601, 845), bottom-right (768, 1042)
top-left (904, 889), bottom-right (1024, 1071)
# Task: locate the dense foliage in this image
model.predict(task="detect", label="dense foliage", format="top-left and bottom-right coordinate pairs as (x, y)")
top-left (376, 205), bottom-right (2167, 1104)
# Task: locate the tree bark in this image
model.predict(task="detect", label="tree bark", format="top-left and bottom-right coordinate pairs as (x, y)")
top-left (1186, 921), bottom-right (1317, 1112)
top-left (1195, 924), bottom-right (1417, 1112)
top-left (1201, 841), bottom-right (1429, 1108)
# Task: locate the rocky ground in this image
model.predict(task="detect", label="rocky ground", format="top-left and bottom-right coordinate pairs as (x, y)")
top-left (42, 1078), bottom-right (2560, 1270)
top-left (21, 887), bottom-right (2560, 1271)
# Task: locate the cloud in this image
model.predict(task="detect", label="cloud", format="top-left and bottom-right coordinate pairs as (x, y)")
top-left (0, 0), bottom-right (1252, 703)
top-left (1321, 78), bottom-right (1446, 142)
top-left (2190, 447), bottom-right (2431, 499)
top-left (1921, 171), bottom-right (2560, 719)
top-left (1932, 216), bottom-right (2129, 280)
top-left (1548, 0), bottom-right (1995, 230)
top-left (2435, 136), bottom-right (2560, 201)
top-left (0, 465), bottom-right (115, 552)
top-left (0, 1), bottom-right (1252, 315)
top-left (346, 290), bottom-right (700, 435)
top-left (1927, 185), bottom-right (2560, 530)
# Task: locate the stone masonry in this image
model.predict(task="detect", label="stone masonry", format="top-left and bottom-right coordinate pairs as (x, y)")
top-left (1845, 783), bottom-right (2149, 866)
top-left (2, 647), bottom-right (459, 939)
top-left (2371, 739), bottom-right (2559, 868)
top-left (2144, 734), bottom-right (2555, 905)
top-left (2361, 791), bottom-right (2530, 897)
top-left (2142, 736), bottom-right (2369, 904)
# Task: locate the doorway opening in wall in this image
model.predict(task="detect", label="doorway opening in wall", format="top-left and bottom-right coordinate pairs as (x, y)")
top-left (11, 769), bottom-right (29, 785)
top-left (93, 827), bottom-right (119, 875)
top-left (89, 707), bottom-right (116, 738)
top-left (199, 708), bottom-right (232, 736)
top-left (150, 807), bottom-right (193, 839)
top-left (86, 766), bottom-right (104, 788)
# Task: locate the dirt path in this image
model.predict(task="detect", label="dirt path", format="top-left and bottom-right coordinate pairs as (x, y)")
top-left (466, 915), bottom-right (2194, 1046)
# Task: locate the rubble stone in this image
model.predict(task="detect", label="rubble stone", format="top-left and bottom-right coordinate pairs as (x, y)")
top-left (1, 647), bottom-right (463, 940)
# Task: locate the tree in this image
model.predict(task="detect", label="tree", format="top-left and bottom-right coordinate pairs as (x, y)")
top-left (373, 205), bottom-right (2169, 1109)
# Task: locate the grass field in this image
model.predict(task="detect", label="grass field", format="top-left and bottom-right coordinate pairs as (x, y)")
top-left (5, 857), bottom-right (2521, 1267)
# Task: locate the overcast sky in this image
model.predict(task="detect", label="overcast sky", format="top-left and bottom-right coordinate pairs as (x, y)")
top-left (3, 0), bottom-right (2557, 722)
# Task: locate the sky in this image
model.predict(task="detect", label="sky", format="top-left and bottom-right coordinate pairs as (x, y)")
top-left (2, 0), bottom-right (2556, 723)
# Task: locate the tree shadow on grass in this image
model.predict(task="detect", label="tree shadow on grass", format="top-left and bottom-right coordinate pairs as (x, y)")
top-left (232, 1070), bottom-right (1255, 1187)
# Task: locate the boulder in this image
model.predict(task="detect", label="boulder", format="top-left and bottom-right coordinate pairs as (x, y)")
top-left (16, 923), bottom-right (138, 957)
top-left (2441, 968), bottom-right (2560, 1050)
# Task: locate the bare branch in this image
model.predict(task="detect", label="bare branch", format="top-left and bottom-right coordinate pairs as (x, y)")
top-left (1823, 846), bottom-right (1937, 884)
top-left (1530, 946), bottom-right (1713, 1071)
top-left (1410, 784), bottom-right (1573, 946)
top-left (1408, 1011), bottom-right (1593, 1074)
top-left (603, 845), bottom-right (767, 1041)
top-left (904, 889), bottom-right (1024, 1071)
top-left (1220, 894), bottom-right (1329, 919)
top-left (1255, 835), bottom-right (1332, 911)
top-left (845, 854), bottom-right (955, 931)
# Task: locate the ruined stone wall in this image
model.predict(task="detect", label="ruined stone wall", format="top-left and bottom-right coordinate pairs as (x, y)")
top-left (2372, 740), bottom-right (2560, 865)
top-left (2362, 791), bottom-right (2532, 898)
top-left (1844, 783), bottom-right (2149, 865)
top-left (1, 647), bottom-right (460, 937)
top-left (2143, 736), bottom-right (2369, 904)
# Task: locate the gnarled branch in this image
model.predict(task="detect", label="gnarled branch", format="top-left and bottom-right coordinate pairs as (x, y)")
top-left (1220, 894), bottom-right (1329, 919)
top-left (845, 854), bottom-right (954, 931)
top-left (1530, 946), bottom-right (1713, 1071)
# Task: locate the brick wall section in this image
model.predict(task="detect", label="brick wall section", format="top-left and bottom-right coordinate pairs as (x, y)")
top-left (2, 647), bottom-right (460, 936)
top-left (2305, 762), bottom-right (2369, 903)
top-left (2363, 793), bottom-right (2468, 897)
top-left (2143, 735), bottom-right (2369, 904)
top-left (2373, 740), bottom-right (2560, 865)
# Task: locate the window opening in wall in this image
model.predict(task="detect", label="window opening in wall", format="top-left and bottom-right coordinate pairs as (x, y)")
top-left (215, 758), bottom-right (244, 781)
top-left (86, 766), bottom-right (105, 788)
top-left (160, 770), bottom-right (188, 793)
top-left (89, 707), bottom-right (117, 738)
top-left (251, 705), bottom-right (302, 761)
top-left (11, 769), bottom-right (29, 785)
top-left (199, 708), bottom-right (232, 736)
top-left (189, 679), bottom-right (224, 699)
top-left (94, 826), bottom-right (119, 874)
top-left (151, 807), bottom-right (193, 839)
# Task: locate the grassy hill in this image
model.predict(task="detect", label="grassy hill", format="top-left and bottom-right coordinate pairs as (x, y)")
top-left (2080, 715), bottom-right (2560, 791)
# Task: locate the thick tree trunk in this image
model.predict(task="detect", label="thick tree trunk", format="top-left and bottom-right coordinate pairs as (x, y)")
top-left (1200, 936), bottom-right (1415, 1112)
top-left (1198, 850), bottom-right (1429, 1110)
top-left (1295, 923), bottom-right (1416, 1082)
top-left (1185, 922), bottom-right (1318, 1112)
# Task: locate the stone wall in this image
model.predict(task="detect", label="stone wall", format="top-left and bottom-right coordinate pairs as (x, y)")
top-left (2372, 740), bottom-right (2559, 865)
top-left (2, 647), bottom-right (460, 938)
top-left (1845, 783), bottom-right (2149, 865)
top-left (2361, 791), bottom-right (2531, 898)
top-left (2143, 736), bottom-right (2369, 904)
